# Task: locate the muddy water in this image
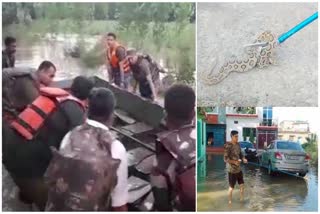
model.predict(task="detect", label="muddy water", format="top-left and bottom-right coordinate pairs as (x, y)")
top-left (14, 37), bottom-right (168, 105)
top-left (197, 153), bottom-right (318, 211)
top-left (15, 39), bottom-right (102, 80)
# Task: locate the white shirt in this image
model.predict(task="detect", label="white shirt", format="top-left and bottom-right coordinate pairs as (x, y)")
top-left (60, 119), bottom-right (128, 207)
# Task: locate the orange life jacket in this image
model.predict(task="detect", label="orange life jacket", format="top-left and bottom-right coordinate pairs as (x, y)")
top-left (107, 43), bottom-right (131, 73)
top-left (10, 87), bottom-right (86, 140)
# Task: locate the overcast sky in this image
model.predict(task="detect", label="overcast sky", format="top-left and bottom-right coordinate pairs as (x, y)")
top-left (273, 107), bottom-right (319, 133)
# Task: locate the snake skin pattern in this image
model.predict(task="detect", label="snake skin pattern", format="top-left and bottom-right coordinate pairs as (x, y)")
top-left (201, 31), bottom-right (278, 85)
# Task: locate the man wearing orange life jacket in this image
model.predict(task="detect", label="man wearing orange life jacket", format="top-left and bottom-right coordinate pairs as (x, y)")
top-left (2, 76), bottom-right (94, 210)
top-left (105, 32), bottom-right (131, 89)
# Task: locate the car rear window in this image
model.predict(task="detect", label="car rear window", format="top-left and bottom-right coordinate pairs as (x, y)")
top-left (276, 141), bottom-right (303, 151)
top-left (240, 142), bottom-right (254, 148)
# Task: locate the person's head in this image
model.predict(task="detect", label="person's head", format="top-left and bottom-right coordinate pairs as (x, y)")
top-left (36, 61), bottom-right (56, 86)
top-left (126, 49), bottom-right (138, 64)
top-left (88, 87), bottom-right (116, 124)
top-left (230, 130), bottom-right (239, 143)
top-left (164, 84), bottom-right (195, 128)
top-left (4, 36), bottom-right (16, 54)
top-left (70, 76), bottom-right (95, 100)
top-left (106, 32), bottom-right (117, 48)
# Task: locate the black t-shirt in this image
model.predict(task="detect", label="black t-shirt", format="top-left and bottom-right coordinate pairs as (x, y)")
top-left (3, 100), bottom-right (85, 178)
top-left (2, 50), bottom-right (15, 68)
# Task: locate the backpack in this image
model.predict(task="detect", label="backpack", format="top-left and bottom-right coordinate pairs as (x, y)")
top-left (157, 125), bottom-right (196, 211)
top-left (44, 123), bottom-right (120, 211)
top-left (2, 67), bottom-right (39, 116)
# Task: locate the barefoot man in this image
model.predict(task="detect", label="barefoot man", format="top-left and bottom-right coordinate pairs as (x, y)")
top-left (224, 130), bottom-right (248, 205)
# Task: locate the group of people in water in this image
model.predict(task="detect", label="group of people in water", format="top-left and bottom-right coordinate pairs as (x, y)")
top-left (2, 33), bottom-right (196, 211)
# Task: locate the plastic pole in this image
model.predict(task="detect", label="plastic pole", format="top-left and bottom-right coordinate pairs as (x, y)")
top-left (278, 12), bottom-right (318, 44)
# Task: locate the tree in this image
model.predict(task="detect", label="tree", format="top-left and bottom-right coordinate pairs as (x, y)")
top-left (2, 3), bottom-right (18, 26)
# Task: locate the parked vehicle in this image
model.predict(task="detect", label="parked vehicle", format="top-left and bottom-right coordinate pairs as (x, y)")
top-left (239, 141), bottom-right (257, 161)
top-left (259, 140), bottom-right (310, 177)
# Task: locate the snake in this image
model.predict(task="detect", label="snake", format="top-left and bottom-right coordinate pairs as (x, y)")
top-left (201, 31), bottom-right (278, 85)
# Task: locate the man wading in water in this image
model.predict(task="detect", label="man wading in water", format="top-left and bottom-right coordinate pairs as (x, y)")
top-left (224, 130), bottom-right (248, 205)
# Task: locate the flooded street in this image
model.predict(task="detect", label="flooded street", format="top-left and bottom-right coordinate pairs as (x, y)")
top-left (197, 153), bottom-right (318, 211)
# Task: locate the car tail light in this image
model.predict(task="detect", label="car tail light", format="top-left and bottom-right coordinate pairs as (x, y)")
top-left (275, 152), bottom-right (282, 160)
top-left (305, 154), bottom-right (311, 161)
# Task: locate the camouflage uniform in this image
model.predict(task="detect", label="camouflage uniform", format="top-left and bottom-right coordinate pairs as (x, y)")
top-left (130, 55), bottom-right (163, 99)
top-left (150, 124), bottom-right (196, 211)
top-left (224, 142), bottom-right (244, 188)
top-left (44, 123), bottom-right (120, 211)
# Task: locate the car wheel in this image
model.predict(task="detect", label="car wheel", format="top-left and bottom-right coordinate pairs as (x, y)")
top-left (299, 172), bottom-right (307, 177)
top-left (268, 162), bottom-right (274, 176)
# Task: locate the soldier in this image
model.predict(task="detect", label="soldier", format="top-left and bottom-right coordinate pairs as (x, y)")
top-left (45, 87), bottom-right (128, 211)
top-left (2, 36), bottom-right (16, 68)
top-left (224, 130), bottom-right (248, 205)
top-left (105, 32), bottom-right (131, 89)
top-left (2, 76), bottom-right (94, 210)
top-left (150, 84), bottom-right (196, 211)
top-left (126, 49), bottom-right (161, 101)
top-left (32, 60), bottom-right (57, 87)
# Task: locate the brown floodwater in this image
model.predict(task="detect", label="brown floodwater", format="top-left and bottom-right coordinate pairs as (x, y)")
top-left (197, 153), bottom-right (318, 211)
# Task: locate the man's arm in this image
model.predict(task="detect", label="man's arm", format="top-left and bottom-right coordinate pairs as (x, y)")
top-left (146, 74), bottom-right (157, 100)
top-left (110, 140), bottom-right (128, 211)
top-left (150, 143), bottom-right (175, 211)
top-left (141, 60), bottom-right (157, 100)
top-left (116, 47), bottom-right (127, 88)
top-left (104, 50), bottom-right (114, 83)
top-left (132, 79), bottom-right (138, 93)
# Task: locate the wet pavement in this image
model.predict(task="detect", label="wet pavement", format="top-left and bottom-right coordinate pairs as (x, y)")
top-left (197, 153), bottom-right (318, 211)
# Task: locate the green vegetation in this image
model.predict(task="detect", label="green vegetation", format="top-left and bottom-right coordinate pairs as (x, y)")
top-left (197, 107), bottom-right (216, 120)
top-left (302, 133), bottom-right (318, 165)
top-left (2, 3), bottom-right (195, 83)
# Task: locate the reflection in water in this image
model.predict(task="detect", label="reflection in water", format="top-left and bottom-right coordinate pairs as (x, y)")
top-left (197, 153), bottom-right (318, 211)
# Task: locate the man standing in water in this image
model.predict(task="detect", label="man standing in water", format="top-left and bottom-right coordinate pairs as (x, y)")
top-left (224, 130), bottom-right (248, 205)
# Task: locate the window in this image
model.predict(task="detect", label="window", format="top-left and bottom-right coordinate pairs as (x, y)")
top-left (234, 121), bottom-right (238, 124)
top-left (276, 141), bottom-right (303, 151)
top-left (263, 107), bottom-right (273, 126)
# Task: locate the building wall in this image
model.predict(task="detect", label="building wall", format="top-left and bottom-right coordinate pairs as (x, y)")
top-left (279, 120), bottom-right (309, 132)
top-left (226, 116), bottom-right (260, 141)
top-left (278, 132), bottom-right (310, 144)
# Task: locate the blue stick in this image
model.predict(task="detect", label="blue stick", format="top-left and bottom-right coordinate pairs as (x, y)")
top-left (278, 12), bottom-right (318, 44)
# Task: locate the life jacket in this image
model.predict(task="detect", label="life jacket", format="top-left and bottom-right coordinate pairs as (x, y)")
top-left (10, 87), bottom-right (86, 141)
top-left (157, 124), bottom-right (196, 211)
top-left (107, 43), bottom-right (131, 73)
top-left (45, 123), bottom-right (120, 211)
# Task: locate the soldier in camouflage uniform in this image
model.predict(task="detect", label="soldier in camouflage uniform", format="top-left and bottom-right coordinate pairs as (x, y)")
top-left (150, 84), bottom-right (196, 211)
top-left (45, 87), bottom-right (128, 211)
top-left (126, 49), bottom-right (165, 101)
top-left (224, 130), bottom-right (248, 205)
